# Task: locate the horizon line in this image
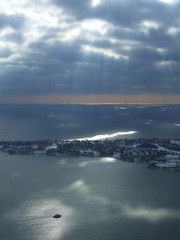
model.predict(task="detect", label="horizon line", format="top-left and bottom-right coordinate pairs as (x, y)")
top-left (0, 102), bottom-right (179, 105)
top-left (0, 94), bottom-right (179, 105)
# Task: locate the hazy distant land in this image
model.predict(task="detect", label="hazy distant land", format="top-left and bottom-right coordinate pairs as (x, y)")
top-left (1, 138), bottom-right (180, 170)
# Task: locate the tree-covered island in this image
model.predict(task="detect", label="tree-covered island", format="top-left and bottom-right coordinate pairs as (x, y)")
top-left (0, 138), bottom-right (180, 170)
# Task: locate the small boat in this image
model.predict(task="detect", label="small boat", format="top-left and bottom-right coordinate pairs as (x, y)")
top-left (53, 214), bottom-right (62, 218)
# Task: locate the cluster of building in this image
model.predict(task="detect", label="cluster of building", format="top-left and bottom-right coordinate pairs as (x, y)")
top-left (1, 138), bottom-right (180, 171)
top-left (0, 140), bottom-right (54, 154)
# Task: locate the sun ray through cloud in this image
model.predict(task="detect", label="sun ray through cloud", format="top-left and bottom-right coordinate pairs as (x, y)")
top-left (0, 0), bottom-right (179, 102)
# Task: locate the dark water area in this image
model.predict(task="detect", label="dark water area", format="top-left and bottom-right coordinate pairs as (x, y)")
top-left (1, 154), bottom-right (180, 240)
top-left (0, 104), bottom-right (179, 140)
top-left (0, 104), bottom-right (180, 240)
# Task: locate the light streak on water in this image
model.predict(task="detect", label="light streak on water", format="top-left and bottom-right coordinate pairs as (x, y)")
top-left (70, 131), bottom-right (137, 141)
top-left (7, 199), bottom-right (75, 240)
top-left (100, 157), bottom-right (116, 163)
top-left (123, 205), bottom-right (180, 222)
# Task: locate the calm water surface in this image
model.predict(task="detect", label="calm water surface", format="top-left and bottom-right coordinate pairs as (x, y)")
top-left (1, 153), bottom-right (180, 240)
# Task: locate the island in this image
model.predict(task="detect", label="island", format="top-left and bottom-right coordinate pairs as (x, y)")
top-left (0, 138), bottom-right (180, 171)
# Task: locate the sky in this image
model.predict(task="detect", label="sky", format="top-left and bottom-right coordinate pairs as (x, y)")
top-left (0, 0), bottom-right (180, 104)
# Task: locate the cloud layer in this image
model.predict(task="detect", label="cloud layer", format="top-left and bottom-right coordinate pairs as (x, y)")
top-left (0, 0), bottom-right (180, 99)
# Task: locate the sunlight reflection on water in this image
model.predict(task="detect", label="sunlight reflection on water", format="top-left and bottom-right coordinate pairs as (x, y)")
top-left (64, 179), bottom-right (112, 207)
top-left (7, 199), bottom-right (75, 240)
top-left (123, 205), bottom-right (180, 222)
top-left (70, 131), bottom-right (137, 141)
top-left (79, 157), bottom-right (116, 167)
top-left (100, 157), bottom-right (116, 163)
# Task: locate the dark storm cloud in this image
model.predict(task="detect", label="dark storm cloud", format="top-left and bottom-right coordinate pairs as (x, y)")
top-left (0, 0), bottom-right (180, 98)
top-left (54, 0), bottom-right (143, 24)
top-left (0, 48), bottom-right (12, 58)
top-left (0, 13), bottom-right (25, 30)
top-left (53, 0), bottom-right (91, 19)
top-left (54, 0), bottom-right (180, 27)
top-left (3, 32), bottom-right (24, 43)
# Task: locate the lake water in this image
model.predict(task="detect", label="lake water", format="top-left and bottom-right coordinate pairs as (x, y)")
top-left (1, 153), bottom-right (180, 240)
top-left (0, 104), bottom-right (179, 140)
top-left (0, 104), bottom-right (180, 240)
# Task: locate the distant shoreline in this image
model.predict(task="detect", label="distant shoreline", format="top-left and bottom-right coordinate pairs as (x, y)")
top-left (1, 138), bottom-right (180, 171)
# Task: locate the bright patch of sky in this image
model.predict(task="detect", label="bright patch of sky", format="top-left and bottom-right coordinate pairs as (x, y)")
top-left (91, 0), bottom-right (101, 7)
top-left (81, 19), bottom-right (109, 35)
top-left (138, 20), bottom-right (160, 34)
top-left (82, 45), bottom-right (129, 60)
top-left (158, 0), bottom-right (179, 4)
top-left (156, 61), bottom-right (174, 67)
top-left (167, 27), bottom-right (180, 35)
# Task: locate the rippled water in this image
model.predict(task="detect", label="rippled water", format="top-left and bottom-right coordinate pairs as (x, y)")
top-left (0, 104), bottom-right (179, 140)
top-left (1, 153), bottom-right (180, 240)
